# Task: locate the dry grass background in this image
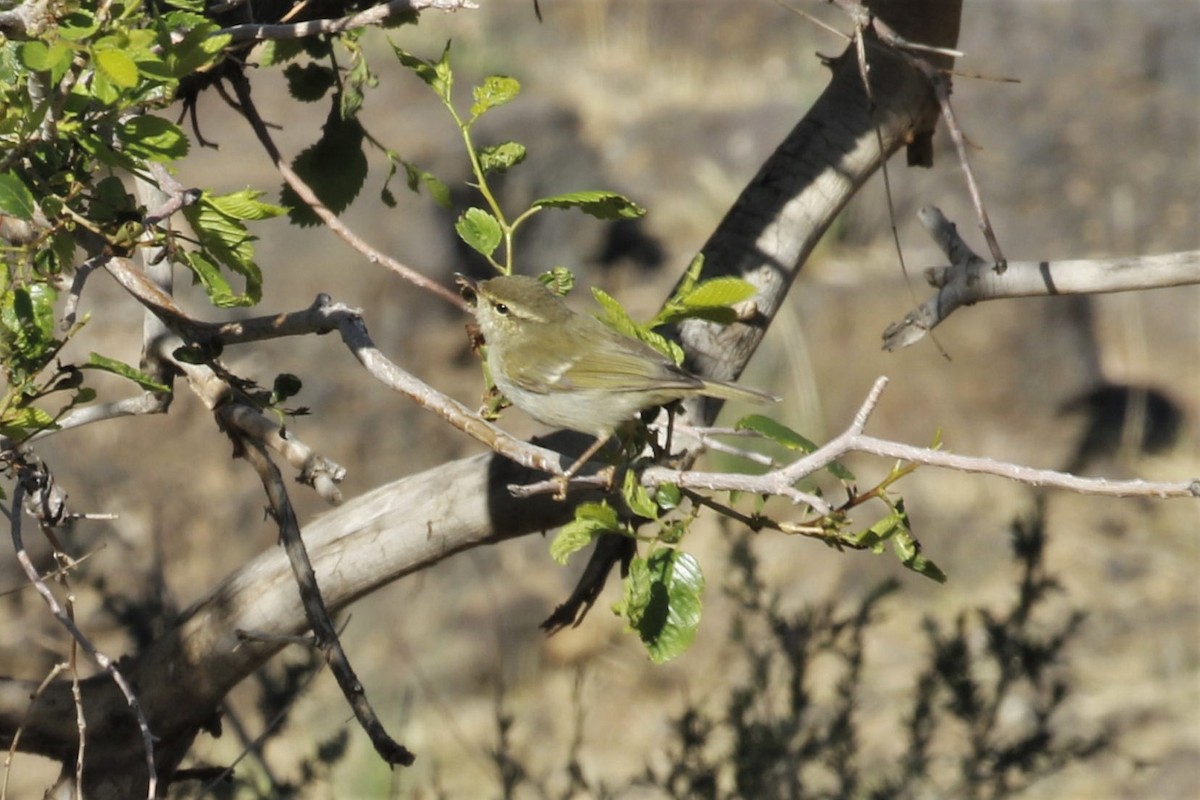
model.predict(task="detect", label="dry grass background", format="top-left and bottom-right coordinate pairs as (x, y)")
top-left (3, 0), bottom-right (1198, 797)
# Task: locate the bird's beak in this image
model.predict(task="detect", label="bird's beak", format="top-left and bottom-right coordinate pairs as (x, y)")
top-left (453, 273), bottom-right (479, 307)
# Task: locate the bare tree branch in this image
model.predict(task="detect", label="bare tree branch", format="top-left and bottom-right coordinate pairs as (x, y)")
top-left (883, 206), bottom-right (1200, 350)
top-left (218, 0), bottom-right (478, 44)
top-left (642, 377), bottom-right (1200, 502)
top-left (229, 419), bottom-right (415, 767)
top-left (5, 476), bottom-right (157, 799)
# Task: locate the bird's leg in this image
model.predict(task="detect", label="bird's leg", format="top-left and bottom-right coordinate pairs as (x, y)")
top-left (555, 432), bottom-right (615, 500)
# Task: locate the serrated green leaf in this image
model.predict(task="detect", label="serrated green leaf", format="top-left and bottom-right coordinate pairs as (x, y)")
top-left (591, 288), bottom-right (640, 339)
top-left (619, 549), bottom-right (704, 663)
top-left (682, 277), bottom-right (757, 309)
top-left (0, 405), bottom-right (58, 436)
top-left (550, 501), bottom-right (620, 565)
top-left (532, 190), bottom-right (645, 221)
top-left (478, 141), bottom-right (526, 176)
top-left (0, 172), bottom-right (36, 220)
top-left (284, 62), bottom-right (336, 102)
top-left (280, 113), bottom-right (367, 226)
top-left (94, 48), bottom-right (139, 89)
top-left (206, 188), bottom-right (286, 221)
top-left (550, 522), bottom-right (597, 565)
top-left (259, 38), bottom-right (306, 67)
top-left (623, 469), bottom-right (658, 520)
top-left (455, 207), bottom-right (502, 258)
top-left (19, 41), bottom-right (71, 74)
top-left (82, 353), bottom-right (170, 392)
top-left (118, 115), bottom-right (190, 162)
top-left (470, 75), bottom-right (520, 120)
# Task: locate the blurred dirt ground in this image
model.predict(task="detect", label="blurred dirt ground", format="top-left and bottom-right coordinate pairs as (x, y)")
top-left (5, 0), bottom-right (1199, 797)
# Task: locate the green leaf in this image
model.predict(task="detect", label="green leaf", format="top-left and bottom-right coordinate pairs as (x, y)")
top-left (470, 75), bottom-right (520, 120)
top-left (478, 141), bottom-right (526, 176)
top-left (655, 483), bottom-right (682, 511)
top-left (82, 353), bottom-right (170, 392)
top-left (532, 190), bottom-right (645, 221)
top-left (455, 207), bottom-right (502, 258)
top-left (0, 172), bottom-right (36, 220)
top-left (179, 191), bottom-right (269, 307)
top-left (623, 469), bottom-right (658, 520)
top-left (590, 288), bottom-right (639, 339)
top-left (118, 115), bottom-right (190, 162)
top-left (166, 23), bottom-right (231, 78)
top-left (284, 62), bottom-right (336, 102)
top-left (206, 188), bottom-right (286, 221)
top-left (683, 277), bottom-right (757, 309)
top-left (737, 415), bottom-right (854, 481)
top-left (884, 500), bottom-right (947, 583)
top-left (1, 285), bottom-right (59, 372)
top-left (391, 40), bottom-right (453, 103)
top-left (652, 275), bottom-right (760, 327)
top-left (399, 160), bottom-right (451, 209)
top-left (618, 549), bottom-right (705, 663)
top-left (853, 509), bottom-right (905, 553)
top-left (178, 250), bottom-right (238, 307)
top-left (57, 10), bottom-right (100, 41)
top-left (589, 288), bottom-right (684, 363)
top-left (736, 414), bottom-right (817, 452)
top-left (19, 41), bottom-right (70, 74)
top-left (94, 48), bottom-right (139, 89)
top-left (259, 38), bottom-right (307, 67)
top-left (893, 530), bottom-right (947, 583)
top-left (0, 405), bottom-right (58, 438)
top-left (280, 113), bottom-right (367, 226)
top-left (550, 501), bottom-right (620, 565)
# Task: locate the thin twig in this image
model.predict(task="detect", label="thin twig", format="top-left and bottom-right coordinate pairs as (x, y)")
top-left (913, 61), bottom-right (1007, 271)
top-left (230, 424), bottom-right (416, 767)
top-left (642, 377), bottom-right (1200, 502)
top-left (8, 481), bottom-right (158, 798)
top-left (1, 662), bottom-right (68, 800)
top-left (225, 67), bottom-right (466, 309)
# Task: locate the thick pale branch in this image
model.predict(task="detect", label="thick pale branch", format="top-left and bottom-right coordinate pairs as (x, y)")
top-left (883, 206), bottom-right (1200, 350)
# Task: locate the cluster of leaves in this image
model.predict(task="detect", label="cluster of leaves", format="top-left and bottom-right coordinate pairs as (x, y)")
top-left (390, 41), bottom-right (646, 276)
top-left (0, 1), bottom-right (287, 444)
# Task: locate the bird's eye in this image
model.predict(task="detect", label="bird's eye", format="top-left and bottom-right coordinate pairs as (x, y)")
top-left (494, 302), bottom-right (509, 315)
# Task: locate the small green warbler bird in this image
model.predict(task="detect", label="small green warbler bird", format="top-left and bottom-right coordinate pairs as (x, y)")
top-left (459, 273), bottom-right (776, 483)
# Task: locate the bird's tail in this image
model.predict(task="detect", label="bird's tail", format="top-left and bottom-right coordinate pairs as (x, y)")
top-left (699, 378), bottom-right (779, 405)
